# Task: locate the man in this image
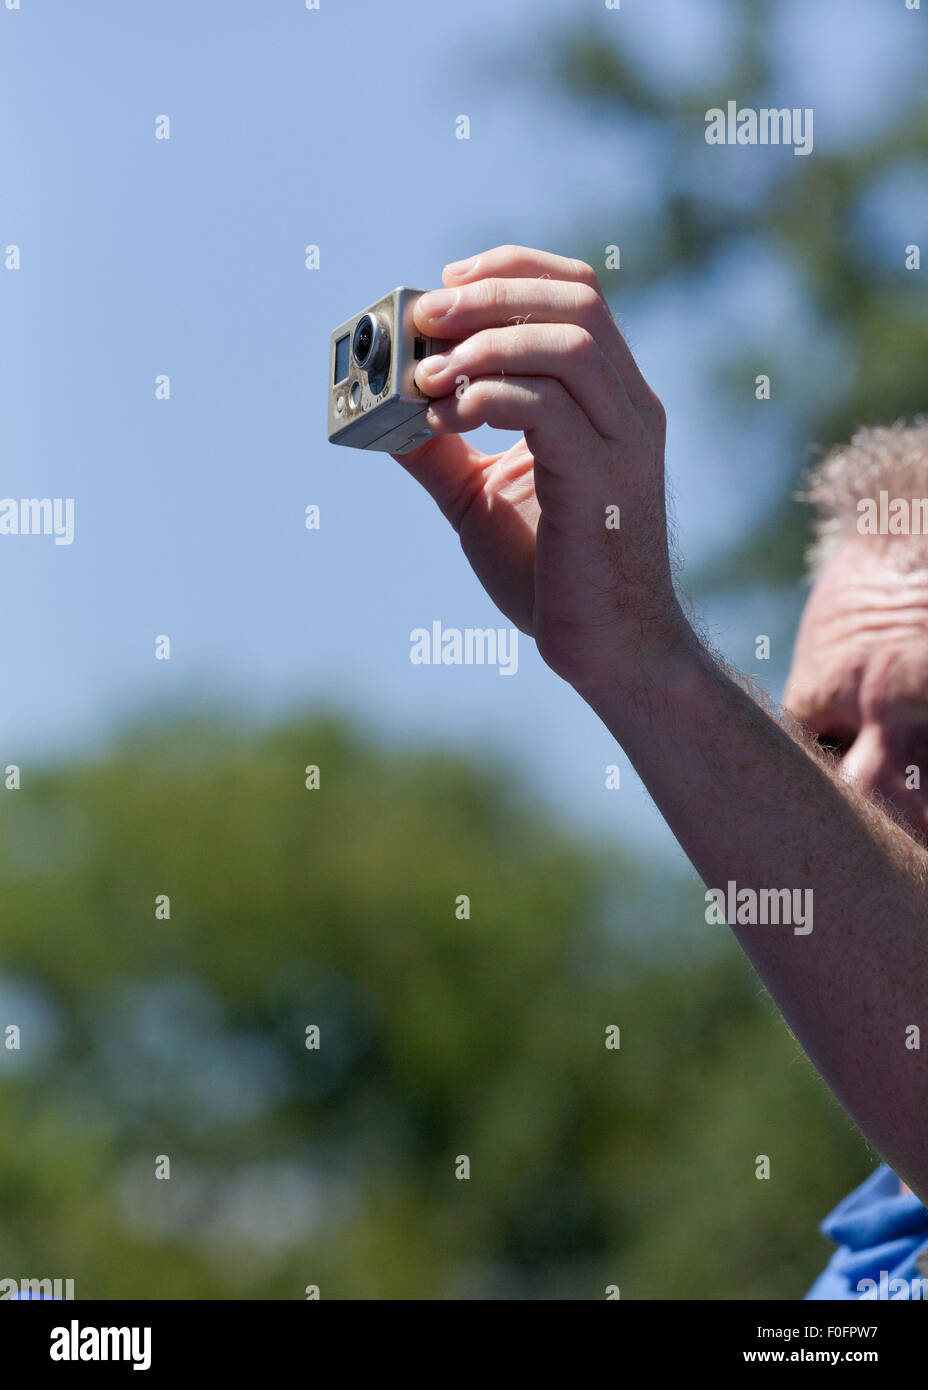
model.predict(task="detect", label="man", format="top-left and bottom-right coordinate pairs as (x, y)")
top-left (393, 244), bottom-right (928, 1298)
top-left (788, 427), bottom-right (928, 1298)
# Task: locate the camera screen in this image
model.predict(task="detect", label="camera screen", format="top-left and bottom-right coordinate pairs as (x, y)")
top-left (334, 335), bottom-right (350, 384)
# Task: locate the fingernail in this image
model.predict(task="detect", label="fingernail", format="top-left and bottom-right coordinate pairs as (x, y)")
top-left (445, 256), bottom-right (476, 277)
top-left (418, 288), bottom-right (458, 320)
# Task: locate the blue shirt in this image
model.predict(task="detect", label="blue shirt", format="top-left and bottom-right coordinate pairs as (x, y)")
top-left (806, 1164), bottom-right (928, 1299)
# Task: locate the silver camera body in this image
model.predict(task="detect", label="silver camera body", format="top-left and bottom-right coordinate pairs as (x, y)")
top-left (327, 287), bottom-right (452, 454)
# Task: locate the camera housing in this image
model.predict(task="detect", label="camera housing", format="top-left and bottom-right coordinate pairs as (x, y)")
top-left (327, 287), bottom-right (452, 454)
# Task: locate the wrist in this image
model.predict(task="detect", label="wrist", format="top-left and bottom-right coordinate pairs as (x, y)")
top-left (568, 604), bottom-right (704, 716)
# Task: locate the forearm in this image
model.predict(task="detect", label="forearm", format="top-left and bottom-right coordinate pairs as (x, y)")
top-left (399, 242), bottom-right (928, 1196)
top-left (583, 629), bottom-right (928, 1201)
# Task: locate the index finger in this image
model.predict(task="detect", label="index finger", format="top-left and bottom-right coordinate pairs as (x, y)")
top-left (442, 244), bottom-right (602, 292)
top-left (432, 245), bottom-right (662, 437)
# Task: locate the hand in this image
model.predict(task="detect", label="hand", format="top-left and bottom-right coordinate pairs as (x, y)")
top-left (393, 244), bottom-right (687, 698)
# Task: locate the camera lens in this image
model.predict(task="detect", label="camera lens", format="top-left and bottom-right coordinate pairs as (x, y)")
top-left (353, 316), bottom-right (374, 366)
top-left (352, 313), bottom-right (390, 378)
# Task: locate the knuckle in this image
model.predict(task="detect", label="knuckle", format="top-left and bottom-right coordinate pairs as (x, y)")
top-left (645, 388), bottom-right (667, 435)
top-left (573, 282), bottom-right (609, 323)
top-left (538, 376), bottom-right (567, 410)
top-left (570, 257), bottom-right (600, 289)
top-left (507, 322), bottom-right (531, 354)
top-left (561, 324), bottom-right (596, 362)
top-left (465, 376), bottom-right (495, 405)
top-left (474, 277), bottom-right (509, 313)
top-left (462, 327), bottom-right (498, 368)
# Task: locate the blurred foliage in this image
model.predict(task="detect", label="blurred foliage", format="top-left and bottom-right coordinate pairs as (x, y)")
top-left (4, 0), bottom-right (913, 1304)
top-left (0, 714), bottom-right (865, 1298)
top-left (550, 0), bottom-right (928, 589)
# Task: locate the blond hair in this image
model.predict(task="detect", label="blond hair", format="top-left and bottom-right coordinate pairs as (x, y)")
top-left (801, 418), bottom-right (928, 578)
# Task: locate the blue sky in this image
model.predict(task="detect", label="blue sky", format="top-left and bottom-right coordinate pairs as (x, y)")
top-left (0, 0), bottom-right (923, 856)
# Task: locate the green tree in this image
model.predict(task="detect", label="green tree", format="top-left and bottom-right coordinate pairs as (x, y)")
top-left (551, 1), bottom-right (928, 590)
top-left (0, 713), bottom-right (864, 1298)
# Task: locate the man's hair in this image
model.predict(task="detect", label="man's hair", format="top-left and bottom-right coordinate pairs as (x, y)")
top-left (801, 417), bottom-right (928, 578)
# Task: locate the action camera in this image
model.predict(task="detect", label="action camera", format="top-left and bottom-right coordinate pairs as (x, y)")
top-left (327, 287), bottom-right (452, 454)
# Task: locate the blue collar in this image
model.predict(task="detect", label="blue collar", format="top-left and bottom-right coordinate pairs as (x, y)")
top-left (806, 1165), bottom-right (928, 1299)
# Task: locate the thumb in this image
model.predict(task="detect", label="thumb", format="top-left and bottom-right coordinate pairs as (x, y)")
top-left (391, 431), bottom-right (489, 531)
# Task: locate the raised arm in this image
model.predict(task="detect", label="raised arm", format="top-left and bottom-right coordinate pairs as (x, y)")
top-left (395, 244), bottom-right (928, 1202)
top-left (586, 633), bottom-right (928, 1201)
